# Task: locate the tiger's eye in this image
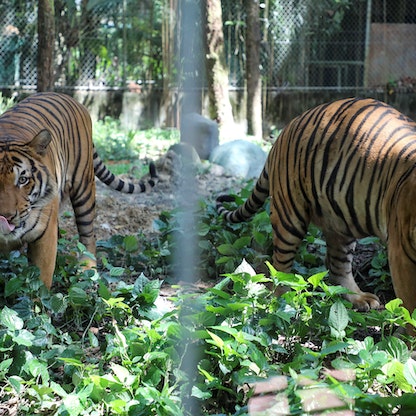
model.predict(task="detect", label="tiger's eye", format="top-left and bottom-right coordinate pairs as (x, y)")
top-left (18, 176), bottom-right (29, 186)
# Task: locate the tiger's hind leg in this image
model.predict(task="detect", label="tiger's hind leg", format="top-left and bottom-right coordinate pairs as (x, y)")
top-left (324, 231), bottom-right (381, 311)
top-left (387, 180), bottom-right (416, 331)
top-left (269, 202), bottom-right (308, 275)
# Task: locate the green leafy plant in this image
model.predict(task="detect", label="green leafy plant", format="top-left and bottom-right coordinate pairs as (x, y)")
top-left (0, 138), bottom-right (411, 415)
top-left (0, 235), bottom-right (415, 415)
top-left (93, 117), bottom-right (178, 162)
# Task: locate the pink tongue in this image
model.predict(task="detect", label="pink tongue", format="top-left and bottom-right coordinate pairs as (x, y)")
top-left (0, 216), bottom-right (15, 234)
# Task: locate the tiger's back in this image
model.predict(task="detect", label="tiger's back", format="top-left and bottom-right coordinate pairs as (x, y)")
top-left (268, 98), bottom-right (416, 241)
top-left (0, 92), bottom-right (157, 288)
top-left (217, 98), bottom-right (416, 317)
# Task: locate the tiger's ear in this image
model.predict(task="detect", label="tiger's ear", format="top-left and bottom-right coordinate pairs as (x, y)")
top-left (29, 130), bottom-right (52, 156)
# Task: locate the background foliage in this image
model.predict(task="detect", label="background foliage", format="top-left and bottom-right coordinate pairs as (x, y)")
top-left (1, 0), bottom-right (415, 89)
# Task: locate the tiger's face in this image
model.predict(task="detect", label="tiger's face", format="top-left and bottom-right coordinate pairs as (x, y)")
top-left (0, 130), bottom-right (57, 245)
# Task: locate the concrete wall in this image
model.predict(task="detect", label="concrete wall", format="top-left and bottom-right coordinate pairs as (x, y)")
top-left (3, 88), bottom-right (416, 137)
top-left (367, 24), bottom-right (416, 86)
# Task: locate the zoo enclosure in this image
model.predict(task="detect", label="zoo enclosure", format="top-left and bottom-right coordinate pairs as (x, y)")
top-left (1, 0), bottom-right (415, 92)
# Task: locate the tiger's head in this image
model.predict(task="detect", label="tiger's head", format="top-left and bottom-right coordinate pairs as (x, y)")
top-left (0, 130), bottom-right (58, 243)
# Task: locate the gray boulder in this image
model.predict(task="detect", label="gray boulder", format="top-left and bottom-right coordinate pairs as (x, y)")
top-left (209, 140), bottom-right (267, 179)
top-left (180, 113), bottom-right (219, 160)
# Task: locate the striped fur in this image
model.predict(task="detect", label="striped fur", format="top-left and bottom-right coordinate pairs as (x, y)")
top-left (0, 92), bottom-right (157, 288)
top-left (217, 98), bottom-right (416, 314)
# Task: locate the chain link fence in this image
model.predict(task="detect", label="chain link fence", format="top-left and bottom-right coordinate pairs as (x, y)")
top-left (224, 0), bottom-right (416, 91)
top-left (0, 0), bottom-right (415, 91)
top-left (0, 2), bottom-right (37, 87)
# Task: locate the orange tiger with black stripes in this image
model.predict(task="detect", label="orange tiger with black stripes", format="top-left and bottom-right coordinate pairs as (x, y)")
top-left (217, 97), bottom-right (416, 317)
top-left (0, 92), bottom-right (157, 289)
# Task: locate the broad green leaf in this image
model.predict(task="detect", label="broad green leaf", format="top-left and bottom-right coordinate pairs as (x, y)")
top-left (76, 383), bottom-right (95, 402)
top-left (109, 399), bottom-right (127, 413)
top-left (403, 358), bottom-right (416, 387)
top-left (199, 240), bottom-right (212, 250)
top-left (217, 244), bottom-right (237, 256)
top-left (104, 297), bottom-right (129, 310)
top-left (382, 359), bottom-right (413, 393)
top-left (25, 358), bottom-right (49, 383)
top-left (191, 385), bottom-right (212, 399)
top-left (206, 330), bottom-right (225, 350)
top-left (110, 266), bottom-right (125, 277)
top-left (379, 337), bottom-right (410, 363)
top-left (59, 357), bottom-right (84, 367)
top-left (209, 288), bottom-right (231, 299)
top-left (0, 358), bottom-right (12, 374)
top-left (143, 351), bottom-right (169, 362)
top-left (111, 363), bottom-right (132, 384)
top-left (307, 270), bottom-right (328, 288)
top-left (88, 330), bottom-right (99, 348)
top-left (198, 223), bottom-right (211, 236)
top-left (4, 277), bottom-right (22, 297)
top-left (232, 236), bottom-right (251, 249)
top-left (123, 235), bottom-right (139, 252)
top-left (50, 293), bottom-right (67, 314)
top-left (385, 298), bottom-right (404, 312)
top-left (50, 381), bottom-right (68, 398)
top-left (215, 255), bottom-right (233, 265)
top-left (62, 394), bottom-right (83, 416)
top-left (320, 341), bottom-right (349, 356)
top-left (226, 302), bottom-right (252, 311)
top-left (98, 281), bottom-right (112, 300)
top-left (198, 365), bottom-right (216, 382)
top-left (206, 305), bottom-right (227, 314)
top-left (12, 329), bottom-right (34, 346)
top-left (133, 273), bottom-right (148, 292)
top-left (68, 287), bottom-right (88, 306)
top-left (0, 307), bottom-right (23, 331)
top-left (328, 300), bottom-right (349, 339)
top-left (253, 230), bottom-right (267, 246)
top-left (240, 359), bottom-right (261, 375)
top-left (8, 376), bottom-right (23, 394)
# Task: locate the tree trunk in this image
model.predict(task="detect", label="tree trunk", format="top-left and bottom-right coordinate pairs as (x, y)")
top-left (244, 0), bottom-right (262, 138)
top-left (204, 0), bottom-right (234, 135)
top-left (161, 0), bottom-right (179, 127)
top-left (37, 0), bottom-right (55, 92)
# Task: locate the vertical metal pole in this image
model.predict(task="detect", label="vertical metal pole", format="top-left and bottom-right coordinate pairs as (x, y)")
top-left (176, 0), bottom-right (203, 414)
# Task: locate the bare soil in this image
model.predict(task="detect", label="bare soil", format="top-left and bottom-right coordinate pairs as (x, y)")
top-left (60, 150), bottom-right (242, 251)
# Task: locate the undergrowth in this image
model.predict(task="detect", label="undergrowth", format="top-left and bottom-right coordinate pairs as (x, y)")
top-left (93, 117), bottom-right (178, 163)
top-left (0, 179), bottom-right (414, 415)
top-left (0, 106), bottom-right (412, 414)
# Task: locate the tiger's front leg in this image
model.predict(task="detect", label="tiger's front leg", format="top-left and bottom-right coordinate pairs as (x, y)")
top-left (27, 198), bottom-right (59, 289)
top-left (70, 181), bottom-right (97, 273)
top-left (324, 231), bottom-right (381, 311)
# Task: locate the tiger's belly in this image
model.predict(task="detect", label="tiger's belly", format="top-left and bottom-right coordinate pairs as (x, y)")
top-left (310, 201), bottom-right (388, 243)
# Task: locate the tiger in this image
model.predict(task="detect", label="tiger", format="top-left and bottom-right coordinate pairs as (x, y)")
top-left (0, 92), bottom-right (158, 289)
top-left (217, 97), bottom-right (416, 317)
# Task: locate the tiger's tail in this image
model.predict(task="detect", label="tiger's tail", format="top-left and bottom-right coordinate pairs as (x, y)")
top-left (93, 150), bottom-right (158, 194)
top-left (216, 166), bottom-right (269, 222)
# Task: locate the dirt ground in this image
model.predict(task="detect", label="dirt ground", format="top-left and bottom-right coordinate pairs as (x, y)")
top-left (60, 150), bottom-right (242, 249)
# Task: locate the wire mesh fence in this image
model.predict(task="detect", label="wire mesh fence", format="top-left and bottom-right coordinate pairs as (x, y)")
top-left (0, 0), bottom-right (415, 91)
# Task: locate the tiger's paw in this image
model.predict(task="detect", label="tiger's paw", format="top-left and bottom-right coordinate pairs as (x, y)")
top-left (346, 292), bottom-right (382, 311)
